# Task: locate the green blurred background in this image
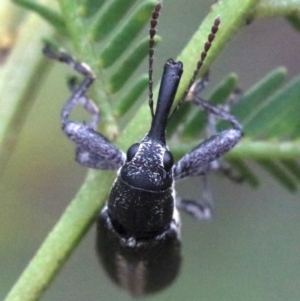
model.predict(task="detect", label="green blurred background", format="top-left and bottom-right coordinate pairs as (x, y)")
top-left (1, 0), bottom-right (300, 300)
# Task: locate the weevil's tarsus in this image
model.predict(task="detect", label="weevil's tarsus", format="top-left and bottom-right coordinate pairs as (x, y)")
top-left (43, 44), bottom-right (95, 79)
top-left (186, 71), bottom-right (209, 101)
top-left (218, 162), bottom-right (245, 183)
top-left (148, 1), bottom-right (162, 118)
top-left (191, 94), bottom-right (242, 131)
top-left (176, 198), bottom-right (212, 220)
top-left (176, 171), bottom-right (213, 220)
top-left (43, 45), bottom-right (96, 125)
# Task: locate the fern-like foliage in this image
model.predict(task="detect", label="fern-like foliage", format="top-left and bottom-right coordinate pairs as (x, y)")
top-left (12, 0), bottom-right (160, 132)
top-left (11, 0), bottom-right (300, 192)
top-left (4, 1), bottom-right (300, 301)
top-left (170, 68), bottom-right (300, 191)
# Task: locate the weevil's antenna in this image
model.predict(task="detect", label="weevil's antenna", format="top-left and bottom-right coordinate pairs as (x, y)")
top-left (169, 17), bottom-right (220, 118)
top-left (148, 1), bottom-right (162, 118)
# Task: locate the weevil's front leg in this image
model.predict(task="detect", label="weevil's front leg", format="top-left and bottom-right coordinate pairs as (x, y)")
top-left (203, 87), bottom-right (244, 183)
top-left (173, 95), bottom-right (243, 180)
top-left (173, 85), bottom-right (243, 219)
top-left (43, 45), bottom-right (125, 170)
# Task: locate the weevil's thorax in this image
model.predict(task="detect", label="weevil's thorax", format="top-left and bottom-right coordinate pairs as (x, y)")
top-left (120, 136), bottom-right (173, 191)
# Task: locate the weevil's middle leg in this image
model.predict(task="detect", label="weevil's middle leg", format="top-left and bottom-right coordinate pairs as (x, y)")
top-left (43, 45), bottom-right (125, 170)
top-left (176, 176), bottom-right (212, 220)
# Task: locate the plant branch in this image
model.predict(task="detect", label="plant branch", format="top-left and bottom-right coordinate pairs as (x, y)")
top-left (254, 0), bottom-right (300, 18)
top-left (4, 170), bottom-right (115, 301)
top-left (56, 0), bottom-right (118, 138)
top-left (171, 140), bottom-right (300, 161)
top-left (0, 1), bottom-right (55, 175)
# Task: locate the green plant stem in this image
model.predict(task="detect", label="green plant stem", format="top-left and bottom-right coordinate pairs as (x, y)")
top-left (0, 1), bottom-right (55, 175)
top-left (4, 0), bottom-right (260, 301)
top-left (11, 0), bottom-right (66, 34)
top-left (56, 0), bottom-right (118, 138)
top-left (254, 0), bottom-right (300, 18)
top-left (0, 0), bottom-right (23, 48)
top-left (4, 170), bottom-right (115, 301)
top-left (172, 140), bottom-right (300, 161)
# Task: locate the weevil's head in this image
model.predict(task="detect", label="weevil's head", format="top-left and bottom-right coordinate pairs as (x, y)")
top-left (120, 59), bottom-right (183, 192)
top-left (120, 137), bottom-right (174, 191)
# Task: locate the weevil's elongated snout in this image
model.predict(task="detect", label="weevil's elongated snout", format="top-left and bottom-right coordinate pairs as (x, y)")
top-left (118, 60), bottom-right (183, 192)
top-left (148, 59), bottom-right (183, 144)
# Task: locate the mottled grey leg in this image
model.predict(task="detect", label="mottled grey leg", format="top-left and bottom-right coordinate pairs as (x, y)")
top-left (203, 87), bottom-right (244, 183)
top-left (43, 45), bottom-right (125, 170)
top-left (176, 176), bottom-right (212, 220)
top-left (176, 198), bottom-right (212, 220)
top-left (173, 81), bottom-right (243, 218)
top-left (173, 94), bottom-right (243, 180)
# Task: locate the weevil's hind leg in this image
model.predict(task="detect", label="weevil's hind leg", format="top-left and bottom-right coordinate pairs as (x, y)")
top-left (176, 176), bottom-right (212, 220)
top-left (43, 45), bottom-right (125, 170)
top-left (177, 198), bottom-right (212, 219)
top-left (209, 159), bottom-right (244, 183)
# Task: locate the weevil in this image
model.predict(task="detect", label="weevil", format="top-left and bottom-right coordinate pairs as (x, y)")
top-left (44, 2), bottom-right (242, 246)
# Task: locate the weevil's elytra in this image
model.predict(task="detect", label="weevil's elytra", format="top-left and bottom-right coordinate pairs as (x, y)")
top-left (43, 1), bottom-right (243, 295)
top-left (96, 209), bottom-right (181, 297)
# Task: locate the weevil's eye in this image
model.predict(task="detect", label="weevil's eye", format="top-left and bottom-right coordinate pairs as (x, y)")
top-left (126, 143), bottom-right (140, 161)
top-left (163, 151), bottom-right (174, 171)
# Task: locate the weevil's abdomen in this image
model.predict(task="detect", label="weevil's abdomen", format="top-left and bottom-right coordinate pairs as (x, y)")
top-left (96, 209), bottom-right (181, 297)
top-left (107, 176), bottom-right (174, 239)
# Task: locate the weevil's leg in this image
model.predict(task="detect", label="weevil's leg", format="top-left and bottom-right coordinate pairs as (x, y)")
top-left (173, 99), bottom-right (242, 217)
top-left (43, 45), bottom-right (97, 125)
top-left (43, 45), bottom-right (125, 170)
top-left (66, 77), bottom-right (100, 130)
top-left (208, 159), bottom-right (244, 183)
top-left (202, 87), bottom-right (244, 183)
top-left (176, 176), bottom-right (212, 220)
top-left (173, 94), bottom-right (243, 180)
top-left (186, 72), bottom-right (209, 101)
top-left (68, 127), bottom-right (125, 170)
top-left (177, 198), bottom-right (212, 219)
